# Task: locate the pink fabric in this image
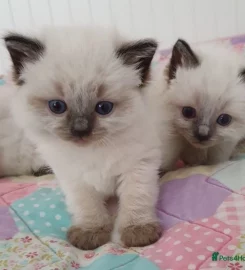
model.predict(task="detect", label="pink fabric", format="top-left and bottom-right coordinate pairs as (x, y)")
top-left (0, 197), bottom-right (6, 206)
top-left (142, 217), bottom-right (238, 270)
top-left (2, 184), bottom-right (37, 205)
top-left (141, 186), bottom-right (245, 270)
top-left (215, 192), bottom-right (245, 233)
top-left (0, 180), bottom-right (38, 205)
top-left (0, 180), bottom-right (33, 195)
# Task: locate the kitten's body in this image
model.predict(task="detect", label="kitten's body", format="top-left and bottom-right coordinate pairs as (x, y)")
top-left (5, 26), bottom-right (163, 249)
top-left (158, 40), bottom-right (245, 169)
top-left (0, 84), bottom-right (47, 176)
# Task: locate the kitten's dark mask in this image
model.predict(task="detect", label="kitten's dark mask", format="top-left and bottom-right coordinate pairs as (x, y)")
top-left (48, 99), bottom-right (113, 143)
top-left (180, 106), bottom-right (233, 148)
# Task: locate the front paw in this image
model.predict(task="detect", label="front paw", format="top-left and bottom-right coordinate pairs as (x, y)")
top-left (67, 224), bottom-right (112, 250)
top-left (120, 222), bottom-right (162, 247)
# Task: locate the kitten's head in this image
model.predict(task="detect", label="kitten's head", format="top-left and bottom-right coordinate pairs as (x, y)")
top-left (165, 39), bottom-right (245, 148)
top-left (4, 26), bottom-right (157, 146)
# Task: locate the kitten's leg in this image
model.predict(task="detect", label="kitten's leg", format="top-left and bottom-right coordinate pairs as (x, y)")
top-left (232, 139), bottom-right (245, 158)
top-left (160, 136), bottom-right (183, 173)
top-left (65, 182), bottom-right (112, 250)
top-left (33, 166), bottom-right (52, 176)
top-left (115, 161), bottom-right (162, 247)
top-left (206, 141), bottom-right (237, 165)
top-left (32, 151), bottom-right (52, 176)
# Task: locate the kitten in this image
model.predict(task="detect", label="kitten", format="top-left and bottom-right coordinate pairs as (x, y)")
top-left (0, 84), bottom-right (49, 177)
top-left (4, 26), bottom-right (163, 249)
top-left (159, 39), bottom-right (245, 169)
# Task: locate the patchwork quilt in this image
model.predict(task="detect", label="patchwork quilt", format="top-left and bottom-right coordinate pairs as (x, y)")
top-left (1, 34), bottom-right (245, 270)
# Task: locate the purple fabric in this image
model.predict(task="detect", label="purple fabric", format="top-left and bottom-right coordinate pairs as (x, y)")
top-left (157, 35), bottom-right (245, 59)
top-left (0, 206), bottom-right (18, 239)
top-left (157, 174), bottom-right (232, 230)
top-left (159, 48), bottom-right (171, 56)
top-left (230, 35), bottom-right (245, 45)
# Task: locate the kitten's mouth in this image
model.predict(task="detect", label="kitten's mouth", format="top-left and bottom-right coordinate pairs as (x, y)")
top-left (190, 139), bottom-right (216, 149)
top-left (72, 133), bottom-right (103, 146)
top-left (181, 132), bottom-right (216, 149)
top-left (182, 134), bottom-right (211, 149)
top-left (73, 136), bottom-right (90, 144)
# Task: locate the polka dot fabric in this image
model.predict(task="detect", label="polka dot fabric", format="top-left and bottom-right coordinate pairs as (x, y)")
top-left (142, 216), bottom-right (239, 270)
top-left (4, 157), bottom-right (245, 270)
top-left (11, 187), bottom-right (71, 239)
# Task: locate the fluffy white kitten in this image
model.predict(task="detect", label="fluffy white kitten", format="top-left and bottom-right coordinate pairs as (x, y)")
top-left (159, 39), bottom-right (245, 169)
top-left (0, 84), bottom-right (48, 177)
top-left (4, 26), bottom-right (163, 249)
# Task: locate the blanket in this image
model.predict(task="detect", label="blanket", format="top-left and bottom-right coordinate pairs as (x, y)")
top-left (1, 34), bottom-right (245, 270)
top-left (2, 159), bottom-right (245, 270)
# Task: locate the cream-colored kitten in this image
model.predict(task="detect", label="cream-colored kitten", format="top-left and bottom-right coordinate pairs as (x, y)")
top-left (4, 26), bottom-right (163, 249)
top-left (0, 84), bottom-right (49, 177)
top-left (159, 39), bottom-right (245, 169)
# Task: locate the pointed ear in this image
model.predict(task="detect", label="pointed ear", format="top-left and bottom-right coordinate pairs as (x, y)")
top-left (239, 68), bottom-right (245, 83)
top-left (116, 39), bottom-right (158, 85)
top-left (4, 33), bottom-right (45, 85)
top-left (167, 39), bottom-right (199, 81)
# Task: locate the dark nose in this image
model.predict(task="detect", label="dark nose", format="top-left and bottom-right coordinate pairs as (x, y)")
top-left (71, 126), bottom-right (92, 138)
top-left (194, 124), bottom-right (211, 142)
top-left (195, 133), bottom-right (210, 142)
top-left (70, 117), bottom-right (93, 138)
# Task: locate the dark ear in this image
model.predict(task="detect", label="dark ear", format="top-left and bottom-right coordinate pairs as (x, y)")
top-left (239, 68), bottom-right (245, 83)
top-left (168, 39), bottom-right (199, 81)
top-left (116, 39), bottom-right (158, 85)
top-left (4, 33), bottom-right (45, 85)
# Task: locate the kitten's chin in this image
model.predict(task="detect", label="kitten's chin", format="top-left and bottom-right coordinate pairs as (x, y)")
top-left (191, 142), bottom-right (210, 149)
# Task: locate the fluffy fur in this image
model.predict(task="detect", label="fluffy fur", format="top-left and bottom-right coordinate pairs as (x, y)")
top-left (4, 26), bottom-right (163, 249)
top-left (158, 39), bottom-right (245, 169)
top-left (0, 84), bottom-right (48, 177)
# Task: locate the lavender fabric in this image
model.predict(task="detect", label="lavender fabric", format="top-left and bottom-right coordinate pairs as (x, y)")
top-left (157, 34), bottom-right (245, 59)
top-left (230, 35), bottom-right (245, 45)
top-left (157, 174), bottom-right (232, 230)
top-left (0, 206), bottom-right (18, 239)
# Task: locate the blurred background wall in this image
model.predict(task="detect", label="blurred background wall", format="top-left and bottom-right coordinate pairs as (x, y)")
top-left (0, 0), bottom-right (244, 74)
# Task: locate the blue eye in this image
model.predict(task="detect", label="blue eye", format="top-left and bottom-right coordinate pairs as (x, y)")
top-left (48, 100), bottom-right (67, 114)
top-left (217, 114), bottom-right (232, 126)
top-left (95, 101), bottom-right (113, 115)
top-left (182, 107), bottom-right (196, 119)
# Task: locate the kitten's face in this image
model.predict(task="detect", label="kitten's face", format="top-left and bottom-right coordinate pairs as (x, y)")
top-left (26, 76), bottom-right (141, 145)
top-left (166, 40), bottom-right (245, 148)
top-left (5, 27), bottom-right (157, 146)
